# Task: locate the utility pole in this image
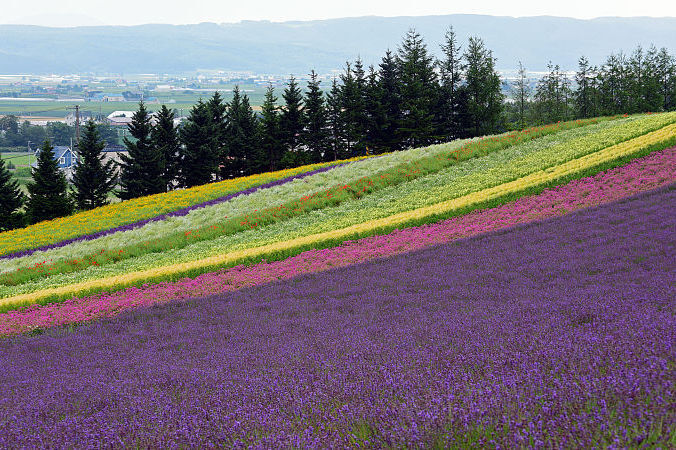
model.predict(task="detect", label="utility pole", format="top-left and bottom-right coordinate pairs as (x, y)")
top-left (75, 104), bottom-right (80, 148)
top-left (67, 104), bottom-right (81, 157)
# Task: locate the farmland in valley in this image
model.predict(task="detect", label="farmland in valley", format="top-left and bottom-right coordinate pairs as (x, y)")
top-left (0, 112), bottom-right (674, 446)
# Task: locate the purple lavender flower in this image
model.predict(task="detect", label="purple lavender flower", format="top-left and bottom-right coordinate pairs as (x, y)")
top-left (0, 186), bottom-right (673, 447)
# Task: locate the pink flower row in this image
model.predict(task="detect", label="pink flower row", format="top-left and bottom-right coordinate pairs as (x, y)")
top-left (2, 147), bottom-right (674, 336)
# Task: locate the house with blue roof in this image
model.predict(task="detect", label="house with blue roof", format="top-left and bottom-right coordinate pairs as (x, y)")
top-left (31, 145), bottom-right (78, 180)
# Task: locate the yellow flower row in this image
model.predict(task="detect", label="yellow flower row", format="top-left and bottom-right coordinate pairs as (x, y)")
top-left (3, 123), bottom-right (673, 310)
top-left (0, 157), bottom-right (368, 256)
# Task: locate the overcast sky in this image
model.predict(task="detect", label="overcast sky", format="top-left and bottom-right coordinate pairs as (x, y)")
top-left (3, 0), bottom-right (674, 27)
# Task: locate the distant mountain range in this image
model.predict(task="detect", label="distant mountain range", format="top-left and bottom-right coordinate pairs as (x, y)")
top-left (1, 15), bottom-right (675, 75)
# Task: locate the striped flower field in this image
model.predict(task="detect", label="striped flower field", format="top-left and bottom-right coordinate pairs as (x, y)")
top-left (0, 112), bottom-right (674, 446)
top-left (1, 147), bottom-right (673, 335)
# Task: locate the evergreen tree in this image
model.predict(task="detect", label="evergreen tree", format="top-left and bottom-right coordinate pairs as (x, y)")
top-left (655, 47), bottom-right (676, 110)
top-left (575, 56), bottom-right (598, 118)
top-left (534, 62), bottom-right (572, 124)
top-left (152, 105), bottom-right (181, 191)
top-left (118, 102), bottom-right (165, 200)
top-left (511, 61), bottom-right (530, 128)
top-left (279, 76), bottom-right (305, 166)
top-left (464, 36), bottom-right (503, 135)
top-left (302, 70), bottom-right (330, 162)
top-left (396, 29), bottom-right (439, 147)
top-left (25, 140), bottom-right (73, 224)
top-left (259, 85), bottom-right (284, 171)
top-left (339, 62), bottom-right (363, 155)
top-left (642, 46), bottom-right (664, 112)
top-left (437, 26), bottom-right (467, 140)
top-left (0, 156), bottom-right (25, 231)
top-left (207, 91), bottom-right (228, 177)
top-left (326, 78), bottom-right (347, 161)
top-left (224, 86), bottom-right (260, 177)
top-left (364, 65), bottom-right (386, 154)
top-left (377, 50), bottom-right (402, 151)
top-left (179, 100), bottom-right (219, 187)
top-left (72, 119), bottom-right (117, 210)
top-left (598, 52), bottom-right (631, 115)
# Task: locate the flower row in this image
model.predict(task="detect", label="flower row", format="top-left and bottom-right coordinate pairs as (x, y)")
top-left (0, 158), bottom-right (368, 257)
top-left (0, 146), bottom-right (672, 335)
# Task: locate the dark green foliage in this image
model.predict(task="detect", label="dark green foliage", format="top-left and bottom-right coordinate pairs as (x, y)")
top-left (117, 102), bottom-right (165, 200)
top-left (325, 78), bottom-right (347, 161)
top-left (338, 62), bottom-right (363, 155)
top-left (280, 76), bottom-right (303, 167)
top-left (534, 61), bottom-right (573, 124)
top-left (223, 86), bottom-right (261, 178)
top-left (464, 36), bottom-right (504, 136)
top-left (0, 156), bottom-right (25, 231)
top-left (72, 120), bottom-right (117, 210)
top-left (377, 50), bottom-right (402, 151)
top-left (207, 91), bottom-right (228, 177)
top-left (511, 61), bottom-right (531, 128)
top-left (437, 27), bottom-right (469, 140)
top-left (302, 70), bottom-right (330, 163)
top-left (259, 85), bottom-right (284, 171)
top-left (96, 124), bottom-right (121, 145)
top-left (179, 100), bottom-right (219, 187)
top-left (396, 29), bottom-right (439, 148)
top-left (575, 56), bottom-right (596, 119)
top-left (655, 48), bottom-right (676, 111)
top-left (152, 105), bottom-right (181, 190)
top-left (364, 66), bottom-right (386, 154)
top-left (25, 140), bottom-right (73, 224)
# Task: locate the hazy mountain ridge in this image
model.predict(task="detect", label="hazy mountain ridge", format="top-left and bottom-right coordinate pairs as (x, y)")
top-left (1, 15), bottom-right (675, 74)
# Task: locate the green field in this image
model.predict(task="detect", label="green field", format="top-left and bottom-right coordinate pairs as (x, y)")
top-left (1, 152), bottom-right (31, 166)
top-left (0, 83), bottom-right (268, 118)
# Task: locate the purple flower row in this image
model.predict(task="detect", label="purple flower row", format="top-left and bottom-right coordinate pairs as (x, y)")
top-left (1, 163), bottom-right (346, 260)
top-left (0, 184), bottom-right (672, 447)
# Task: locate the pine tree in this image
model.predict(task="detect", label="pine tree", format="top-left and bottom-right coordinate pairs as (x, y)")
top-left (655, 47), bottom-right (676, 110)
top-left (259, 85), bottom-right (284, 171)
top-left (364, 65), bottom-right (386, 154)
top-left (207, 91), bottom-right (228, 177)
top-left (339, 62), bottom-right (362, 155)
top-left (396, 28), bottom-right (439, 147)
top-left (179, 100), bottom-right (219, 187)
top-left (326, 78), bottom-right (347, 161)
top-left (302, 70), bottom-right (329, 162)
top-left (437, 26), bottom-right (466, 140)
top-left (510, 61), bottom-right (530, 128)
top-left (117, 102), bottom-right (165, 200)
top-left (464, 36), bottom-right (504, 135)
top-left (72, 119), bottom-right (117, 210)
top-left (0, 156), bottom-right (25, 231)
top-left (25, 140), bottom-right (73, 224)
top-left (279, 76), bottom-right (304, 166)
top-left (152, 105), bottom-right (181, 191)
top-left (224, 86), bottom-right (260, 177)
top-left (534, 62), bottom-right (571, 124)
top-left (575, 56), bottom-right (596, 118)
top-left (643, 46), bottom-right (664, 112)
top-left (598, 52), bottom-right (631, 115)
top-left (377, 50), bottom-right (402, 151)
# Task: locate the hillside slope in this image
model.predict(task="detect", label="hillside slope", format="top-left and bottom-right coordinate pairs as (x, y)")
top-left (1, 184), bottom-right (673, 447)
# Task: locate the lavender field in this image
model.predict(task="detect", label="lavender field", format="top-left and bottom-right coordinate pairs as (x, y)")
top-left (0, 185), bottom-right (673, 447)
